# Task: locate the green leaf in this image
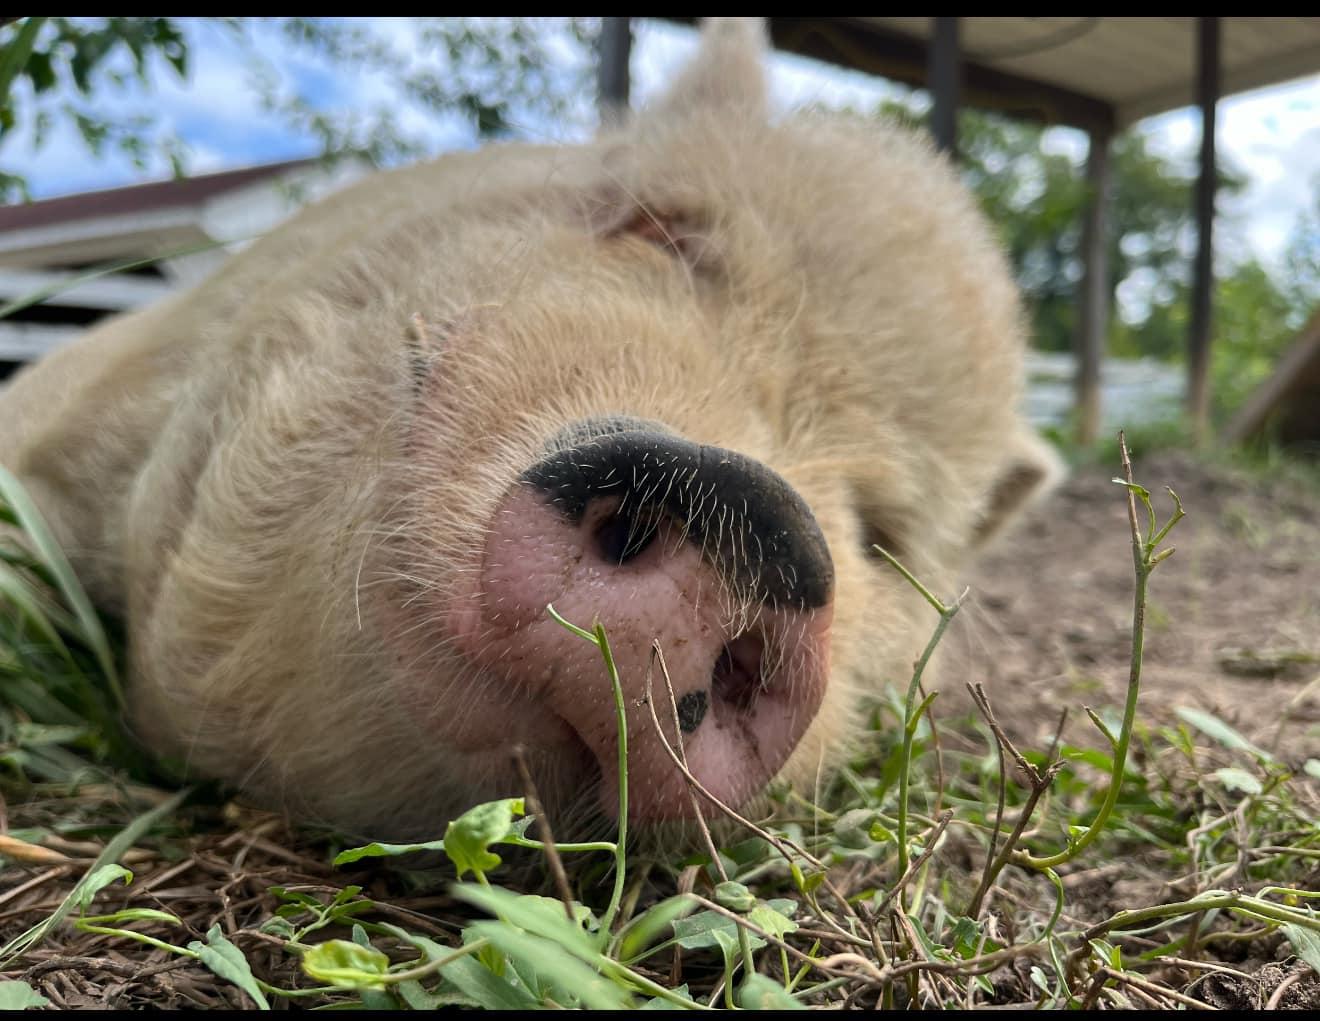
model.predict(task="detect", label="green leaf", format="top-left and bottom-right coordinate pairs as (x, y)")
top-left (72, 864), bottom-right (132, 912)
top-left (738, 973), bottom-right (805, 1010)
top-left (640, 983), bottom-right (693, 1009)
top-left (616, 895), bottom-right (697, 962)
top-left (747, 903), bottom-right (798, 942)
top-left (443, 798), bottom-right (525, 880)
top-left (449, 885), bottom-right (635, 1008)
top-left (949, 915), bottom-right (995, 959)
top-left (301, 939), bottom-right (390, 989)
top-left (714, 881), bottom-right (757, 913)
top-left (833, 808), bottom-right (880, 849)
top-left (259, 916), bottom-right (296, 940)
top-left (0, 18), bottom-right (46, 105)
top-left (333, 838), bottom-right (445, 867)
top-left (0, 980), bottom-right (49, 1010)
top-left (468, 921), bottom-right (633, 1010)
top-left (790, 861), bottom-right (825, 896)
top-left (376, 922), bottom-right (532, 1011)
top-left (434, 949), bottom-right (537, 1011)
top-left (450, 883), bottom-right (596, 958)
top-left (0, 561), bottom-right (80, 671)
top-left (397, 976), bottom-right (469, 1010)
top-left (672, 898), bottom-right (796, 954)
top-left (673, 909), bottom-right (742, 951)
top-left (1303, 759), bottom-right (1320, 780)
top-left (77, 908), bottom-right (180, 927)
top-left (187, 925), bottom-right (270, 1010)
top-left (1176, 707), bottom-right (1276, 763)
top-left (1211, 767), bottom-right (1262, 794)
top-left (1281, 924), bottom-right (1320, 976)
top-left (1112, 478), bottom-right (1150, 500)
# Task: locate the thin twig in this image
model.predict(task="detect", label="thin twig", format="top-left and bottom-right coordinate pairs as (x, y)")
top-left (1264, 969), bottom-right (1303, 1010)
top-left (966, 684), bottom-right (1064, 916)
top-left (872, 810), bottom-right (953, 914)
top-left (513, 747), bottom-right (575, 923)
top-left (1100, 965), bottom-right (1215, 1010)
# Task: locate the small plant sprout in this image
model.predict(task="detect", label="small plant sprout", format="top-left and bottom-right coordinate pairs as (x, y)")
top-left (1015, 431), bottom-right (1184, 872)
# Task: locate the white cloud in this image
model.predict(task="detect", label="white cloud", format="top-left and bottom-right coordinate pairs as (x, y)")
top-left (1136, 72), bottom-right (1320, 270)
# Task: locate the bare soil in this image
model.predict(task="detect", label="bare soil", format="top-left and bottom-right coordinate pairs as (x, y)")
top-left (954, 451), bottom-right (1319, 767)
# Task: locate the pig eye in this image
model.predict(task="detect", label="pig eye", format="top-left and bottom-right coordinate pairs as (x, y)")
top-left (597, 204), bottom-right (711, 267)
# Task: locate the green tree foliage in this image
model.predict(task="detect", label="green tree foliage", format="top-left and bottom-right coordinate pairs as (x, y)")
top-left (951, 105), bottom-right (1253, 358)
top-left (0, 17), bottom-right (192, 200)
top-left (0, 17), bottom-right (596, 203)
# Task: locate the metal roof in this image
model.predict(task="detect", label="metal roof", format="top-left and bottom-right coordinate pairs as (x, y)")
top-left (0, 158), bottom-right (315, 234)
top-left (704, 17), bottom-right (1320, 132)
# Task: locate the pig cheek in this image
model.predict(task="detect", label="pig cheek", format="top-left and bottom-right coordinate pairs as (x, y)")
top-left (377, 538), bottom-right (582, 756)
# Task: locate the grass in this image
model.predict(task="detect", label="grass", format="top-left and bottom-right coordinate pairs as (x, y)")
top-left (1, 437), bottom-right (1318, 1009)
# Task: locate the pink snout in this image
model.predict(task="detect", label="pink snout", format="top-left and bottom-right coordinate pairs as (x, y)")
top-left (449, 425), bottom-right (835, 822)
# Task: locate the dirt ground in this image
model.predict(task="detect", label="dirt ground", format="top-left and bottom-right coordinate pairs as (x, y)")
top-left (948, 450), bottom-right (1319, 766)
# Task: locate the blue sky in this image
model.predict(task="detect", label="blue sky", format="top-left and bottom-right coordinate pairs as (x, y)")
top-left (8, 18), bottom-right (1319, 276)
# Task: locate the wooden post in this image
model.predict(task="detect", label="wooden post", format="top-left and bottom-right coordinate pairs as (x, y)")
top-left (1076, 127), bottom-right (1112, 446)
top-left (598, 17), bottom-right (633, 126)
top-left (1188, 16), bottom-right (1220, 438)
top-left (928, 18), bottom-right (960, 155)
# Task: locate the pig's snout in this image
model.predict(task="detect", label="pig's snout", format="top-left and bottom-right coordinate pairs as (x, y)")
top-left (451, 422), bottom-right (834, 822)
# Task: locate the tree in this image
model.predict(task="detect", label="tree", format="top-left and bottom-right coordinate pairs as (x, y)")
top-left (0, 17), bottom-right (597, 203)
top-left (0, 17), bottom-right (193, 199)
top-left (952, 104), bottom-right (1248, 358)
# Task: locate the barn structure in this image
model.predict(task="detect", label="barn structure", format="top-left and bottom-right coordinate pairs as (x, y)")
top-left (601, 17), bottom-right (1320, 445)
top-left (0, 158), bottom-right (365, 377)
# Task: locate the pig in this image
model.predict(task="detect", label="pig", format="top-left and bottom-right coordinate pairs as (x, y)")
top-left (0, 19), bottom-right (1059, 839)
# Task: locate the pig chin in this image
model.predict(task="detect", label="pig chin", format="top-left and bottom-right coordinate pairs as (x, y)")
top-left (442, 424), bottom-right (836, 824)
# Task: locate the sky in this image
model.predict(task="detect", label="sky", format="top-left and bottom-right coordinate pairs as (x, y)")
top-left (6, 18), bottom-right (1319, 275)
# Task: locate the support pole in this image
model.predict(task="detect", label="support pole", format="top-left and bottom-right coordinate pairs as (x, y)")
top-left (1076, 127), bottom-right (1113, 446)
top-left (927, 17), bottom-right (960, 155)
top-left (1188, 16), bottom-right (1220, 438)
top-left (597, 17), bottom-right (633, 127)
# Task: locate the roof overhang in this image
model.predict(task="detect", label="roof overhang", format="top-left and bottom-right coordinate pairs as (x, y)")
top-left (663, 17), bottom-right (1320, 134)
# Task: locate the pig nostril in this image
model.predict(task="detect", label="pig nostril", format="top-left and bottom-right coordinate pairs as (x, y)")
top-left (594, 507), bottom-right (660, 565)
top-left (712, 634), bottom-right (766, 714)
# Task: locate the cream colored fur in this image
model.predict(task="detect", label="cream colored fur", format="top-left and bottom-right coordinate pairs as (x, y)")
top-left (0, 19), bottom-right (1058, 837)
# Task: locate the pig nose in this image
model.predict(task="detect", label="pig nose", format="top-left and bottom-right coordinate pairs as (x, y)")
top-left (525, 424), bottom-right (834, 611)
top-left (453, 424), bottom-right (834, 822)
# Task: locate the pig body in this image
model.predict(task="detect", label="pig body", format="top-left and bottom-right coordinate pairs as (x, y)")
top-left (0, 21), bottom-right (1056, 837)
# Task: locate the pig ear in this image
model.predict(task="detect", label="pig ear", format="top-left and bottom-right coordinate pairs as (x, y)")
top-left (970, 429), bottom-right (1066, 549)
top-left (648, 17), bottom-right (769, 121)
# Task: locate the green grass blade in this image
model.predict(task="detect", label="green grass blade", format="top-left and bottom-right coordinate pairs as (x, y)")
top-left (0, 465), bottom-right (122, 708)
top-left (0, 786), bottom-right (190, 968)
top-left (0, 241), bottom-right (232, 321)
top-left (0, 560), bottom-right (81, 672)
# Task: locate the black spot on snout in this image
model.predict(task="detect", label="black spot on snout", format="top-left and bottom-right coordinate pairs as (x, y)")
top-left (521, 427), bottom-right (834, 610)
